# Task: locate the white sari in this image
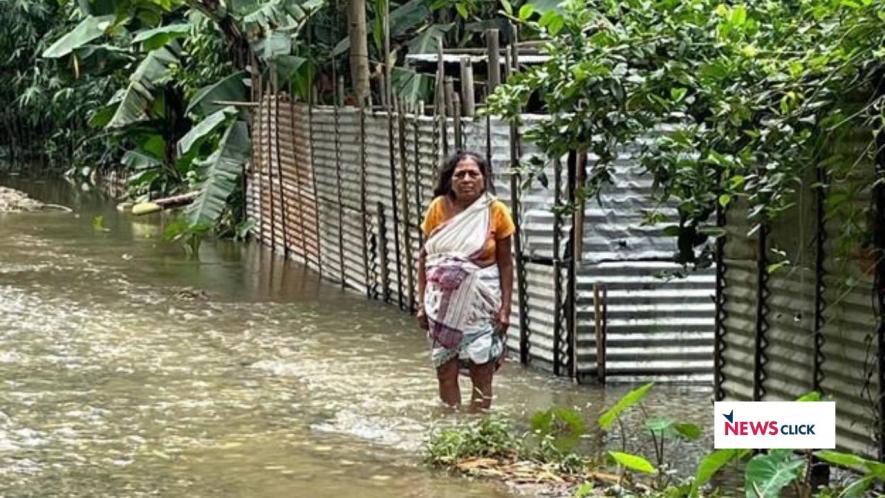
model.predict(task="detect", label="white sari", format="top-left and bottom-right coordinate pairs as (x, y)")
top-left (423, 193), bottom-right (505, 368)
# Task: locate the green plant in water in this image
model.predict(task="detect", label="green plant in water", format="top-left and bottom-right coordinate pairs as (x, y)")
top-left (595, 382), bottom-right (701, 489)
top-left (531, 406), bottom-right (588, 453)
top-left (164, 216), bottom-right (210, 258)
top-left (425, 415), bottom-right (520, 466)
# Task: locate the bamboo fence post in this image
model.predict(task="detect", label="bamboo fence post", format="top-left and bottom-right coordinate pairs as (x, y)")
top-left (453, 92), bottom-right (462, 151)
top-left (508, 23), bottom-right (530, 366)
top-left (289, 81), bottom-right (308, 264)
top-left (459, 56), bottom-right (475, 117)
top-left (397, 98), bottom-right (415, 311)
top-left (273, 70), bottom-right (290, 259)
top-left (307, 77), bottom-right (323, 273)
top-left (359, 102), bottom-right (372, 298)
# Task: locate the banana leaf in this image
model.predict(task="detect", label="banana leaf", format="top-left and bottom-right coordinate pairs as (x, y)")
top-left (391, 66), bottom-right (432, 103)
top-left (332, 0), bottom-right (433, 56)
top-left (187, 71), bottom-right (248, 116)
top-left (186, 120), bottom-right (251, 227)
top-left (132, 23), bottom-right (191, 50)
top-left (177, 106), bottom-right (237, 157)
top-left (407, 23), bottom-right (451, 53)
top-left (106, 45), bottom-right (180, 129)
top-left (42, 15), bottom-right (115, 58)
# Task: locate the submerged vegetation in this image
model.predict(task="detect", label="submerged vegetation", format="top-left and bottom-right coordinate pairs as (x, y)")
top-left (426, 385), bottom-right (885, 497)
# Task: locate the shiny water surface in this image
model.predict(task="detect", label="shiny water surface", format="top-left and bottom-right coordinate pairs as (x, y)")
top-left (0, 177), bottom-right (713, 497)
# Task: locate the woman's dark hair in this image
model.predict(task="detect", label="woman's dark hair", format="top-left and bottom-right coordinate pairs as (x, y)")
top-left (433, 151), bottom-right (491, 197)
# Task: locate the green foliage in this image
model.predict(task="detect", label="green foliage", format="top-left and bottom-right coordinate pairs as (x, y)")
top-left (164, 216), bottom-right (211, 257)
top-left (598, 382), bottom-right (653, 430)
top-left (106, 44), bottom-right (180, 129)
top-left (530, 406), bottom-right (587, 453)
top-left (487, 0), bottom-right (885, 267)
top-left (690, 449), bottom-right (745, 496)
top-left (186, 120), bottom-right (251, 227)
top-left (42, 15), bottom-right (115, 58)
top-left (132, 23), bottom-right (191, 50)
top-left (744, 450), bottom-right (806, 498)
top-left (608, 450), bottom-right (656, 475)
top-left (425, 415), bottom-right (520, 465)
top-left (177, 106), bottom-right (237, 157)
top-left (187, 71), bottom-right (249, 116)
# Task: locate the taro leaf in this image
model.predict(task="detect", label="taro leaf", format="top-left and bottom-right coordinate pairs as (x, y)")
top-left (42, 15), bottom-right (115, 58)
top-left (598, 382), bottom-right (654, 430)
top-left (530, 407), bottom-right (587, 452)
top-left (839, 476), bottom-right (875, 498)
top-left (674, 423), bottom-right (702, 440)
top-left (744, 450), bottom-right (805, 498)
top-left (106, 45), bottom-right (180, 129)
top-left (691, 449), bottom-right (741, 495)
top-left (644, 417), bottom-right (676, 436)
top-left (176, 106), bottom-right (237, 157)
top-left (608, 451), bottom-right (656, 474)
top-left (132, 23), bottom-right (191, 50)
top-left (796, 391), bottom-right (821, 402)
top-left (815, 450), bottom-right (885, 479)
top-left (187, 71), bottom-right (248, 116)
top-left (187, 120), bottom-right (251, 227)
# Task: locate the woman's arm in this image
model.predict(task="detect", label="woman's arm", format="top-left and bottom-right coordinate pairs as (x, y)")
top-left (495, 236), bottom-right (513, 335)
top-left (416, 247), bottom-right (429, 330)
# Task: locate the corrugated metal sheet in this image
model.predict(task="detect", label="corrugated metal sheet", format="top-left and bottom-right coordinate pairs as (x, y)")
top-left (819, 127), bottom-right (880, 458)
top-left (718, 140), bottom-right (881, 459)
top-left (720, 198), bottom-right (759, 402)
top-left (247, 97), bottom-right (719, 384)
top-left (577, 262), bottom-right (715, 383)
top-left (762, 172), bottom-right (818, 402)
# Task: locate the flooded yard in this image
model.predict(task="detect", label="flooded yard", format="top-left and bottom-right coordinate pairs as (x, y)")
top-left (0, 177), bottom-right (712, 497)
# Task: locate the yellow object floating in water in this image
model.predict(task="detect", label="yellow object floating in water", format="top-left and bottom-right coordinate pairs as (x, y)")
top-left (132, 202), bottom-right (162, 216)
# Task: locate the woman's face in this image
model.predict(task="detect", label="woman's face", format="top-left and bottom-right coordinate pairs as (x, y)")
top-left (451, 158), bottom-right (485, 202)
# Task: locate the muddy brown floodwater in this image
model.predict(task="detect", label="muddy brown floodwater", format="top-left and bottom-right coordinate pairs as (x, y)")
top-left (0, 176), bottom-right (713, 497)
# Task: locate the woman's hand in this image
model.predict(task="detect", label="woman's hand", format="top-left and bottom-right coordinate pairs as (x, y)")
top-left (495, 307), bottom-right (510, 337)
top-left (416, 307), bottom-right (429, 331)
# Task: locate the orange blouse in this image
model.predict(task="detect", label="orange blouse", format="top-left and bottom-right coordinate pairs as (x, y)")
top-left (420, 196), bottom-right (516, 266)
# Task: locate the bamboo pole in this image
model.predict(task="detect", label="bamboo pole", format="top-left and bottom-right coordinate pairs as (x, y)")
top-left (444, 77), bottom-right (456, 119)
top-left (508, 22), bottom-right (530, 366)
top-left (359, 103), bottom-right (372, 298)
top-left (453, 92), bottom-right (462, 151)
top-left (273, 73), bottom-right (290, 259)
top-left (262, 74), bottom-right (276, 251)
top-left (459, 56), bottom-right (475, 117)
top-left (307, 75), bottom-right (323, 274)
top-left (334, 79), bottom-right (346, 288)
top-left (413, 100), bottom-right (425, 247)
top-left (289, 82), bottom-right (308, 264)
top-left (486, 29), bottom-right (501, 93)
top-left (398, 98), bottom-right (415, 311)
top-left (387, 95), bottom-right (405, 309)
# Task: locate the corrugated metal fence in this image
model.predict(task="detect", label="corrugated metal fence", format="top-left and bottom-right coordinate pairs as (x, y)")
top-left (715, 126), bottom-right (884, 460)
top-left (247, 95), bottom-right (716, 383)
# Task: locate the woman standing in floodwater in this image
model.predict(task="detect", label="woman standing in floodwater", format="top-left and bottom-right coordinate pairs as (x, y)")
top-left (416, 151), bottom-right (515, 411)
